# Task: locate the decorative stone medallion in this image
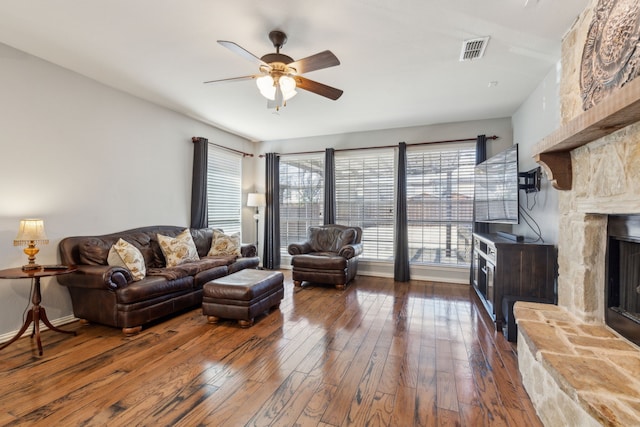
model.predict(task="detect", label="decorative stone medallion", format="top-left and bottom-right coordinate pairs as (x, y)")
top-left (580, 0), bottom-right (640, 110)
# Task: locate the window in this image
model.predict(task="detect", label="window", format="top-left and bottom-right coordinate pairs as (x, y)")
top-left (406, 144), bottom-right (475, 266)
top-left (207, 145), bottom-right (242, 234)
top-left (277, 143), bottom-right (475, 268)
top-left (279, 154), bottom-right (324, 256)
top-left (335, 149), bottom-right (395, 261)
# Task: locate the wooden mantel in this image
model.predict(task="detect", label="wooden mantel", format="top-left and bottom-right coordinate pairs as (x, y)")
top-left (533, 76), bottom-right (640, 190)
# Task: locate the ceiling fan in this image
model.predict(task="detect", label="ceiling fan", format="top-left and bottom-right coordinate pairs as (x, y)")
top-left (204, 30), bottom-right (343, 110)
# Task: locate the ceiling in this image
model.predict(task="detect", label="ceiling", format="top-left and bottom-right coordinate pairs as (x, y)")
top-left (0, 0), bottom-right (589, 142)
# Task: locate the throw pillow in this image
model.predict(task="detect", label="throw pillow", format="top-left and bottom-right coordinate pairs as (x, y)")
top-left (336, 228), bottom-right (357, 249)
top-left (309, 226), bottom-right (342, 252)
top-left (208, 230), bottom-right (241, 256)
top-left (107, 238), bottom-right (146, 281)
top-left (157, 229), bottom-right (200, 267)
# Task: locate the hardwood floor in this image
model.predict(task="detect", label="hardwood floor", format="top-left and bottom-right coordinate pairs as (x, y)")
top-left (0, 271), bottom-right (541, 426)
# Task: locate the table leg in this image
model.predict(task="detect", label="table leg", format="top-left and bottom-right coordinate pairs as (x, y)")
top-left (0, 310), bottom-right (35, 352)
top-left (39, 307), bottom-right (76, 336)
top-left (33, 305), bottom-right (42, 356)
top-left (0, 276), bottom-right (76, 356)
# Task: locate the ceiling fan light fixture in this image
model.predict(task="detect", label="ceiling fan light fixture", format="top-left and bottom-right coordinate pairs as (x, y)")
top-left (279, 75), bottom-right (297, 101)
top-left (256, 75), bottom-right (276, 100)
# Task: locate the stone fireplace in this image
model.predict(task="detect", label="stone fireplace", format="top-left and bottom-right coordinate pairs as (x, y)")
top-left (514, 0), bottom-right (640, 426)
top-left (556, 126), bottom-right (640, 325)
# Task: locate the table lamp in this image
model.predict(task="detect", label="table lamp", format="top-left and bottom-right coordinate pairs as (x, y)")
top-left (14, 219), bottom-right (49, 270)
top-left (247, 193), bottom-right (266, 247)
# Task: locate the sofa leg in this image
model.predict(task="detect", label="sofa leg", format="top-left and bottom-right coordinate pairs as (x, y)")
top-left (294, 280), bottom-right (302, 287)
top-left (122, 326), bottom-right (142, 336)
top-left (238, 318), bottom-right (254, 328)
top-left (207, 315), bottom-right (220, 324)
top-left (79, 319), bottom-right (90, 325)
top-left (335, 283), bottom-right (346, 290)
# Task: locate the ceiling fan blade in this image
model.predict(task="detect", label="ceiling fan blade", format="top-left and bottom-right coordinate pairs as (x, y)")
top-left (294, 76), bottom-right (343, 100)
top-left (203, 75), bottom-right (258, 84)
top-left (287, 50), bottom-right (340, 74)
top-left (217, 40), bottom-right (269, 68)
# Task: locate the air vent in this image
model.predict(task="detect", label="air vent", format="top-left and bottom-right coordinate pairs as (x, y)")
top-left (460, 37), bottom-right (490, 61)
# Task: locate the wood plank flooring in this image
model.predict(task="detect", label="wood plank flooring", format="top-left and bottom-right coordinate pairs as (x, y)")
top-left (0, 271), bottom-right (541, 426)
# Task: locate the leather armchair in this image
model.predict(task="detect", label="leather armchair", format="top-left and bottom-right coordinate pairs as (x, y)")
top-left (288, 224), bottom-right (363, 289)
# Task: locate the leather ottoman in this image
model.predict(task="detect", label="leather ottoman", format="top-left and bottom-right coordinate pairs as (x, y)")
top-left (202, 269), bottom-right (284, 327)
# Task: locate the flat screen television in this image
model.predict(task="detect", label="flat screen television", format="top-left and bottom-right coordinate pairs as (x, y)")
top-left (474, 145), bottom-right (519, 224)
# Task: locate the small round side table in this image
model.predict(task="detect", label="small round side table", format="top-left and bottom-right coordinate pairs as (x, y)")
top-left (0, 266), bottom-right (77, 356)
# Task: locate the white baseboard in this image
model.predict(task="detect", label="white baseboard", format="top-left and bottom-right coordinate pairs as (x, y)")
top-left (281, 257), bottom-right (469, 284)
top-left (0, 314), bottom-right (78, 344)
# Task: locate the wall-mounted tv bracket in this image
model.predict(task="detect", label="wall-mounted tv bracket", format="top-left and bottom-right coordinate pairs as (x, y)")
top-left (518, 167), bottom-right (541, 193)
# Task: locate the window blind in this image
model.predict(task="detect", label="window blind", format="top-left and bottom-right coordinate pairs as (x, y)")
top-left (406, 144), bottom-right (475, 265)
top-left (279, 154), bottom-right (325, 256)
top-left (207, 145), bottom-right (242, 235)
top-left (335, 149), bottom-right (395, 261)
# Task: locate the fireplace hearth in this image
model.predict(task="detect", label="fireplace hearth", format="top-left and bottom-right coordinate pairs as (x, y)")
top-left (607, 215), bottom-right (640, 346)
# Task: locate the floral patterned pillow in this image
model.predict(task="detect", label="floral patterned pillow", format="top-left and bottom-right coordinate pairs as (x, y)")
top-left (157, 229), bottom-right (200, 267)
top-left (107, 238), bottom-right (146, 281)
top-left (208, 230), bottom-right (241, 256)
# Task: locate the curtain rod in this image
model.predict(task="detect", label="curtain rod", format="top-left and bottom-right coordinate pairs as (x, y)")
top-left (258, 135), bottom-right (498, 157)
top-left (191, 136), bottom-right (254, 157)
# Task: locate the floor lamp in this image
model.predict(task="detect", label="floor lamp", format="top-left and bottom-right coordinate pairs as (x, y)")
top-left (247, 193), bottom-right (266, 247)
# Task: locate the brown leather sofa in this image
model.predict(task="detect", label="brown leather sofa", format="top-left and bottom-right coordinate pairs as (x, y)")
top-left (288, 224), bottom-right (363, 289)
top-left (58, 225), bottom-right (259, 334)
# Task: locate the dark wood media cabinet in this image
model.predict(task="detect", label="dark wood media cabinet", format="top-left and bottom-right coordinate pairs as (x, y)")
top-left (471, 232), bottom-right (557, 331)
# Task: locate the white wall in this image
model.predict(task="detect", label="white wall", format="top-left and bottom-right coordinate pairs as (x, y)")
top-left (512, 62), bottom-right (562, 244)
top-left (259, 117), bottom-right (514, 283)
top-left (0, 43), bottom-right (256, 337)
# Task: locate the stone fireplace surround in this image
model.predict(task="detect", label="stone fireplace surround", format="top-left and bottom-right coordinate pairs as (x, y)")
top-left (513, 1), bottom-right (640, 425)
top-left (515, 125), bottom-right (640, 426)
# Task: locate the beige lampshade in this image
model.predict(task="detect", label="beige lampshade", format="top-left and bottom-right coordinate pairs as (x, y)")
top-left (14, 219), bottom-right (49, 246)
top-left (247, 193), bottom-right (266, 208)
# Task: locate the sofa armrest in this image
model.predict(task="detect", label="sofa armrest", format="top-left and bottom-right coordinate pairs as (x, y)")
top-left (57, 265), bottom-right (133, 290)
top-left (241, 243), bottom-right (257, 258)
top-left (339, 242), bottom-right (363, 259)
top-left (288, 242), bottom-right (313, 255)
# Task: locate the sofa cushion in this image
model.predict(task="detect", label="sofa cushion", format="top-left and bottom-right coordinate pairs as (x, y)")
top-left (208, 230), bottom-right (241, 256)
top-left (108, 238), bottom-right (146, 281)
top-left (336, 228), bottom-right (357, 249)
top-left (291, 252), bottom-right (348, 270)
top-left (309, 227), bottom-right (338, 252)
top-left (147, 257), bottom-right (235, 281)
top-left (79, 237), bottom-right (111, 265)
top-left (157, 229), bottom-right (200, 267)
top-left (78, 233), bottom-right (153, 266)
top-left (116, 275), bottom-right (194, 304)
top-left (308, 226), bottom-right (357, 252)
top-left (189, 227), bottom-right (221, 257)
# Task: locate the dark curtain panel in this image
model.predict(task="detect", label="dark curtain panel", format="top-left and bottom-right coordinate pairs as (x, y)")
top-left (471, 134), bottom-right (489, 285)
top-left (474, 134), bottom-right (489, 234)
top-left (324, 148), bottom-right (336, 225)
top-left (394, 142), bottom-right (410, 282)
top-left (263, 153), bottom-right (281, 269)
top-left (190, 136), bottom-right (208, 228)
